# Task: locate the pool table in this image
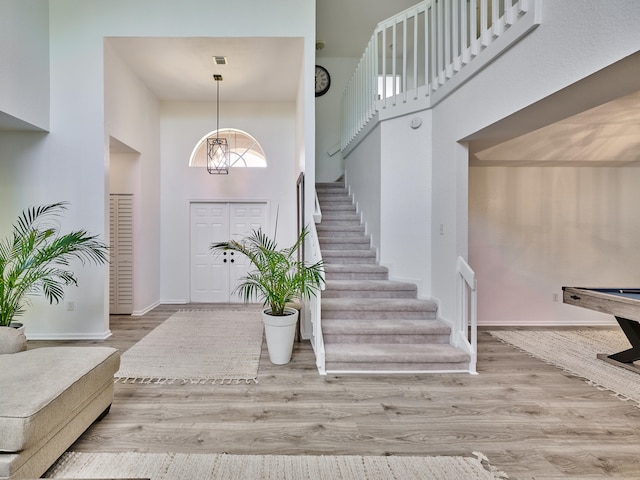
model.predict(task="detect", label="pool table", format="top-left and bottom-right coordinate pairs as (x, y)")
top-left (563, 286), bottom-right (640, 373)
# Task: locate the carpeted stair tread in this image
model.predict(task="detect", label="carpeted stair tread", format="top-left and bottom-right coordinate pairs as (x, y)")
top-left (318, 201), bottom-right (356, 208)
top-left (321, 204), bottom-right (356, 212)
top-left (324, 264), bottom-right (388, 273)
top-left (322, 297), bottom-right (437, 312)
top-left (323, 264), bottom-right (389, 280)
top-left (323, 250), bottom-right (377, 264)
top-left (319, 238), bottom-right (371, 251)
top-left (319, 236), bottom-right (370, 244)
top-left (317, 225), bottom-right (365, 236)
top-left (324, 343), bottom-right (471, 364)
top-left (316, 191), bottom-right (348, 199)
top-left (323, 280), bottom-right (417, 298)
top-left (316, 182), bottom-right (345, 189)
top-left (321, 217), bottom-right (360, 223)
top-left (325, 279), bottom-right (416, 291)
top-left (316, 182), bottom-right (471, 373)
top-left (322, 318), bottom-right (450, 335)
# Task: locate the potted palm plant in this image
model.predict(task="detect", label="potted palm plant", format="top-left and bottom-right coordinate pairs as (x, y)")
top-left (211, 226), bottom-right (324, 364)
top-left (0, 202), bottom-right (109, 333)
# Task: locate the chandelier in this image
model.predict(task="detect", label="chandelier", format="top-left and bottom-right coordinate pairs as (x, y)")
top-left (207, 74), bottom-right (229, 175)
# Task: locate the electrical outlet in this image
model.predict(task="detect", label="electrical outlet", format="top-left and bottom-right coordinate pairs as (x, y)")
top-left (552, 293), bottom-right (559, 302)
top-left (67, 301), bottom-right (75, 311)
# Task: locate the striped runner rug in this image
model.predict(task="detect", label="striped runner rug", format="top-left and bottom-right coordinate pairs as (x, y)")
top-left (489, 328), bottom-right (640, 407)
top-left (115, 308), bottom-right (263, 385)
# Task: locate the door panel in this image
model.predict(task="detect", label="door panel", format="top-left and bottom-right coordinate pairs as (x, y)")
top-left (190, 202), bottom-right (266, 303)
top-left (190, 204), bottom-right (230, 302)
top-left (229, 203), bottom-right (267, 302)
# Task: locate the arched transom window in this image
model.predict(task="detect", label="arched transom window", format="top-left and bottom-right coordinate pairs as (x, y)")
top-left (189, 128), bottom-right (267, 168)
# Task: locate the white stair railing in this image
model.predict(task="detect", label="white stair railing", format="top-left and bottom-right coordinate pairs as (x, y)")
top-left (341, 0), bottom-right (541, 151)
top-left (307, 193), bottom-right (326, 374)
top-left (456, 256), bottom-right (478, 374)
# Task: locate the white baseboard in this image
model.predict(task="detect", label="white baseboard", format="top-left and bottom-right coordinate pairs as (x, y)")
top-left (27, 330), bottom-right (113, 341)
top-left (479, 318), bottom-right (618, 327)
top-left (132, 301), bottom-right (162, 316)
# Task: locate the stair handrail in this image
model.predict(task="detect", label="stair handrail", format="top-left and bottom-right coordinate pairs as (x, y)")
top-left (306, 218), bottom-right (326, 374)
top-left (313, 190), bottom-right (322, 224)
top-left (456, 256), bottom-right (477, 374)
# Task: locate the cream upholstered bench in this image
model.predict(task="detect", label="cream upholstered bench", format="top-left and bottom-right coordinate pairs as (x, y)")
top-left (0, 328), bottom-right (120, 480)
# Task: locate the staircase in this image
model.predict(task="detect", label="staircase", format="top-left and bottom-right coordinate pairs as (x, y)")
top-left (316, 182), bottom-right (470, 373)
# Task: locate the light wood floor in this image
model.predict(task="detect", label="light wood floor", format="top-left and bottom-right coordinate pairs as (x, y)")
top-left (31, 304), bottom-right (640, 479)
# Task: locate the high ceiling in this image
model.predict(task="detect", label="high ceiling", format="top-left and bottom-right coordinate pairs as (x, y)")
top-left (315, 0), bottom-right (420, 58)
top-left (107, 37), bottom-right (304, 103)
top-left (5, 0), bottom-right (639, 165)
top-left (105, 1), bottom-right (419, 103)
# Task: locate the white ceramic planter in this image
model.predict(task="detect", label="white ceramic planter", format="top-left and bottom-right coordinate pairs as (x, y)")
top-left (0, 326), bottom-right (27, 353)
top-left (9, 322), bottom-right (25, 333)
top-left (262, 307), bottom-right (298, 365)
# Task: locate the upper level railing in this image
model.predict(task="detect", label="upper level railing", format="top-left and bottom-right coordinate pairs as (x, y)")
top-left (341, 0), bottom-right (541, 151)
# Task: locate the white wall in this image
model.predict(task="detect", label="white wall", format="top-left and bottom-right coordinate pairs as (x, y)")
top-left (105, 41), bottom-right (161, 316)
top-left (109, 153), bottom-right (139, 195)
top-left (0, 0), bottom-right (49, 130)
top-left (160, 102), bottom-right (298, 303)
top-left (344, 111), bottom-right (432, 296)
top-left (0, 132), bottom-right (49, 227)
top-left (0, 0), bottom-right (315, 338)
top-left (344, 125), bottom-right (382, 253)
top-left (470, 166), bottom-right (640, 325)
top-left (379, 111), bottom-right (432, 295)
top-left (315, 57), bottom-right (359, 182)
top-left (431, 0), bottom-right (640, 324)
top-left (342, 0), bottom-right (640, 327)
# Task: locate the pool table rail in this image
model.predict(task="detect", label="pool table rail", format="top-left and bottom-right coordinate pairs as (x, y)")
top-left (563, 286), bottom-right (640, 373)
top-left (562, 287), bottom-right (640, 323)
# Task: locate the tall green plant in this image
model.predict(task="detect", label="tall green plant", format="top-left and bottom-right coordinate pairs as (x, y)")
top-left (0, 202), bottom-right (109, 326)
top-left (211, 226), bottom-right (324, 316)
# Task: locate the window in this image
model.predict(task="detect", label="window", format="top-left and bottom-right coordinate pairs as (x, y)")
top-left (189, 129), bottom-right (267, 168)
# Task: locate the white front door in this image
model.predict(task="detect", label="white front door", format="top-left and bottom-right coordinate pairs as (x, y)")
top-left (190, 202), bottom-right (267, 303)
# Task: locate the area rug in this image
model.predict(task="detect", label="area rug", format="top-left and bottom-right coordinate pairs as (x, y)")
top-left (488, 329), bottom-right (640, 406)
top-left (44, 452), bottom-right (508, 480)
top-left (115, 309), bottom-right (263, 384)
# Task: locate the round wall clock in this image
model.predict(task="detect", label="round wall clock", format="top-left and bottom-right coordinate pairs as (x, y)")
top-left (315, 65), bottom-right (331, 97)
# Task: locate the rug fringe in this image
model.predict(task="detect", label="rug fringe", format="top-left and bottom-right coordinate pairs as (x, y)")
top-left (45, 451), bottom-right (510, 479)
top-left (115, 376), bottom-right (258, 385)
top-left (177, 308), bottom-right (260, 313)
top-left (473, 451), bottom-right (509, 479)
